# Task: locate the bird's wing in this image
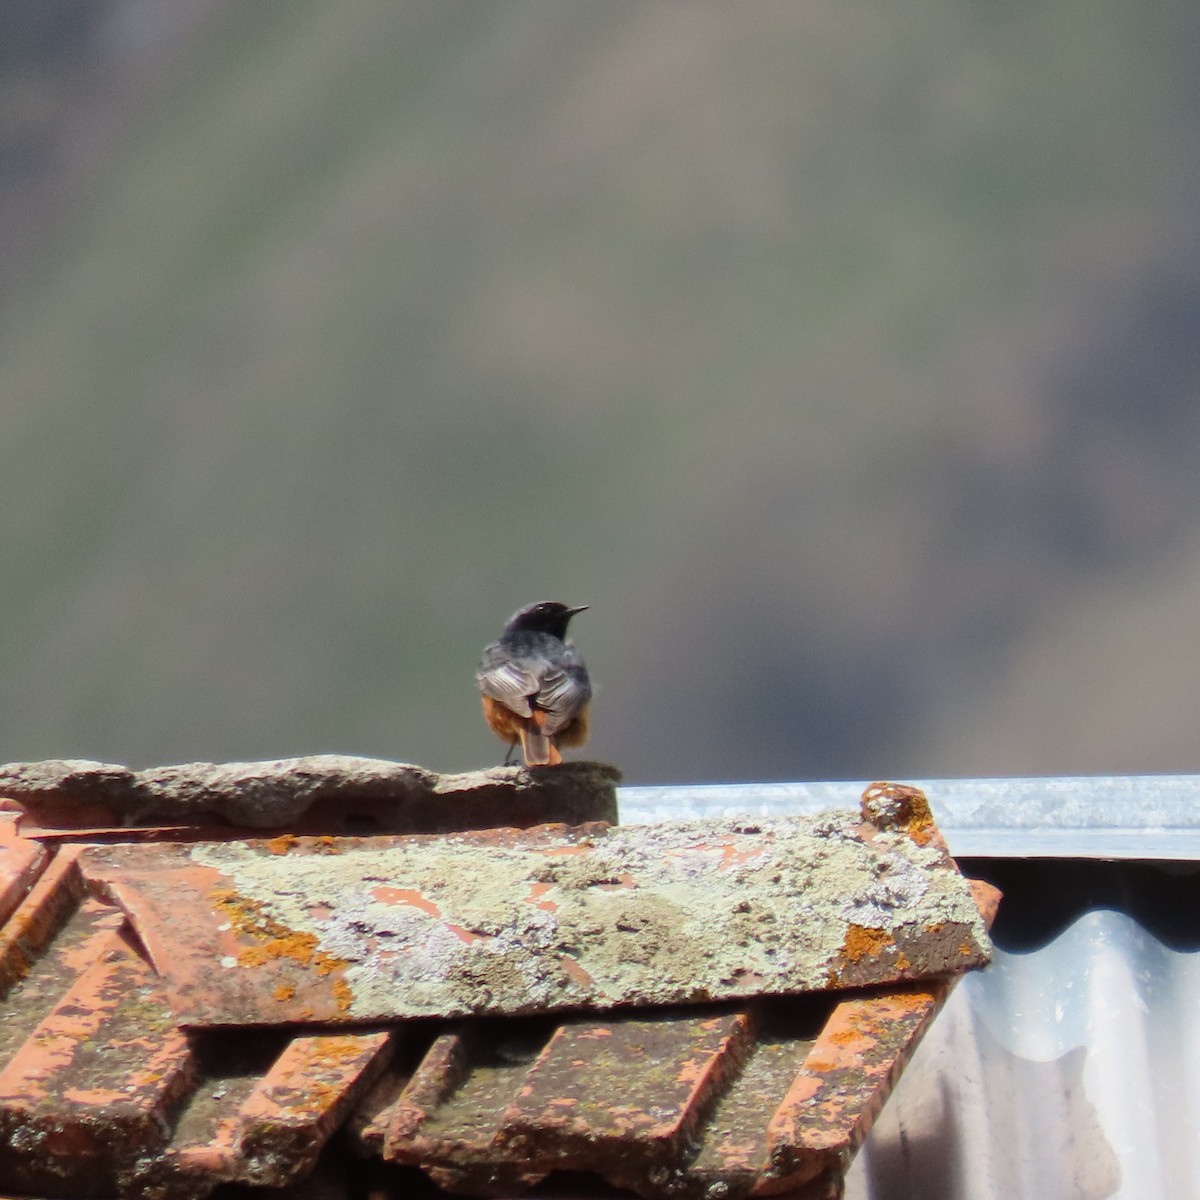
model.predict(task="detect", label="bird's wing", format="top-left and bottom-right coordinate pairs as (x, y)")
top-left (535, 666), bottom-right (591, 734)
top-left (475, 658), bottom-right (538, 717)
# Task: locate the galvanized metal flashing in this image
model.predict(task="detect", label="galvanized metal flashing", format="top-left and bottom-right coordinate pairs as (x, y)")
top-left (620, 774), bottom-right (1200, 859)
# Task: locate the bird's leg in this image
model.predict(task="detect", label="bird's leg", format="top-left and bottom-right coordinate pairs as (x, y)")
top-left (503, 741), bottom-right (517, 766)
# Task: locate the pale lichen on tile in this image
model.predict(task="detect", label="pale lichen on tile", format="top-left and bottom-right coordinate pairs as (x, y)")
top-left (138, 814), bottom-right (994, 1026)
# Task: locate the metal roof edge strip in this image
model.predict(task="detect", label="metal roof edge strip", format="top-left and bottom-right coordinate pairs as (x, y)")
top-left (618, 775), bottom-right (1200, 860)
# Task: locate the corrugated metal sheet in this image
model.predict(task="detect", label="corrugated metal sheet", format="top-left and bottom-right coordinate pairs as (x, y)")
top-left (846, 909), bottom-right (1199, 1200)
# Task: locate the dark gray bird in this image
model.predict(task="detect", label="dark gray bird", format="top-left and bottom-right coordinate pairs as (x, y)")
top-left (476, 601), bottom-right (591, 766)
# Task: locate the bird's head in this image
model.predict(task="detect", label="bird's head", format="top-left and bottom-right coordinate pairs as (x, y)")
top-left (504, 601), bottom-right (588, 640)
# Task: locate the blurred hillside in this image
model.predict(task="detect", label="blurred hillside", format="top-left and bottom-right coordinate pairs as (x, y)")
top-left (1, 0), bottom-right (1199, 783)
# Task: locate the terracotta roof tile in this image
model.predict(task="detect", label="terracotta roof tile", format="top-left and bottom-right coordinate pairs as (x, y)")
top-left (143, 1029), bottom-right (393, 1196)
top-left (0, 813), bottom-right (49, 928)
top-left (0, 775), bottom-right (998, 1199)
top-left (357, 985), bottom-right (966, 1199)
top-left (75, 814), bottom-right (989, 1027)
top-left (0, 917), bottom-right (193, 1194)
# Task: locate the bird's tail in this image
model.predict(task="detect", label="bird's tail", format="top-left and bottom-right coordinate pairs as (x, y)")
top-left (519, 715), bottom-right (560, 767)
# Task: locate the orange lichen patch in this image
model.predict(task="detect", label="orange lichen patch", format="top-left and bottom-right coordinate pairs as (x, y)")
top-left (828, 1025), bottom-right (872, 1048)
top-left (212, 886), bottom-right (349, 979)
top-left (371, 886), bottom-right (441, 917)
top-left (900, 789), bottom-right (934, 826)
top-left (274, 984), bottom-right (297, 1003)
top-left (840, 924), bottom-right (894, 962)
top-left (332, 978), bottom-right (354, 1014)
top-left (237, 930), bottom-right (332, 974)
top-left (858, 782), bottom-right (945, 852)
top-left (257, 833), bottom-right (340, 855)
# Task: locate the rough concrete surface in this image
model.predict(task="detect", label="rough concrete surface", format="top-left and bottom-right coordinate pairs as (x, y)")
top-left (0, 756), bottom-right (620, 830)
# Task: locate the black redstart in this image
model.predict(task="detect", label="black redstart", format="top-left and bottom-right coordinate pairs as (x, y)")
top-left (476, 601), bottom-right (591, 767)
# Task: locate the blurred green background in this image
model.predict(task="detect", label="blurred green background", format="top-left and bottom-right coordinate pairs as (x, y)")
top-left (2, 0), bottom-right (1199, 783)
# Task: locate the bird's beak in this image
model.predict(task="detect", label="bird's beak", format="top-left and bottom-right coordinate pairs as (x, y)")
top-left (567, 605), bottom-right (589, 616)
